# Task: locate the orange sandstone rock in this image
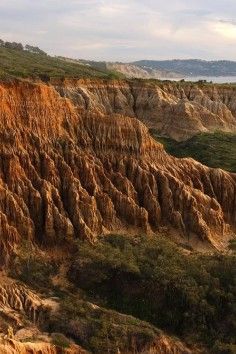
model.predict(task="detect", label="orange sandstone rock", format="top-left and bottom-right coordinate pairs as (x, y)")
top-left (0, 80), bottom-right (235, 264)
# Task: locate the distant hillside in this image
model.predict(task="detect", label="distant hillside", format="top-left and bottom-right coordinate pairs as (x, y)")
top-left (2, 39), bottom-right (236, 80)
top-left (132, 59), bottom-right (236, 77)
top-left (57, 57), bottom-right (108, 72)
top-left (0, 40), bottom-right (116, 80)
top-left (106, 62), bottom-right (181, 79)
top-left (59, 58), bottom-right (181, 79)
top-left (63, 58), bottom-right (236, 79)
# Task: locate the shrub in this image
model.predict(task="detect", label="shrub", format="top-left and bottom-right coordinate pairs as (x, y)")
top-left (151, 131), bottom-right (236, 173)
top-left (212, 341), bottom-right (236, 354)
top-left (51, 332), bottom-right (71, 349)
top-left (50, 295), bottom-right (159, 354)
top-left (68, 234), bottom-right (236, 349)
top-left (9, 241), bottom-right (58, 291)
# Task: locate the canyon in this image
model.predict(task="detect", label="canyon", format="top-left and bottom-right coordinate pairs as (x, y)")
top-left (0, 79), bottom-right (235, 262)
top-left (1, 79), bottom-right (236, 253)
top-left (0, 78), bottom-right (235, 353)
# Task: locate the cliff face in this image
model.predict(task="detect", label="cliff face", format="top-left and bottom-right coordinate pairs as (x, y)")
top-left (0, 275), bottom-right (86, 354)
top-left (55, 79), bottom-right (236, 141)
top-left (106, 63), bottom-right (182, 79)
top-left (0, 340), bottom-right (58, 354)
top-left (0, 79), bottom-right (235, 264)
top-left (0, 335), bottom-right (86, 353)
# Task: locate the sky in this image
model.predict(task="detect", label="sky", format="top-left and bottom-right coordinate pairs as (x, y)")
top-left (1, 0), bottom-right (236, 61)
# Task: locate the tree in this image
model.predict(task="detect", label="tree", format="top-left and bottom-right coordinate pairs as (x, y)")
top-left (4, 42), bottom-right (24, 50)
top-left (25, 44), bottom-right (47, 55)
top-left (0, 39), bottom-right (4, 47)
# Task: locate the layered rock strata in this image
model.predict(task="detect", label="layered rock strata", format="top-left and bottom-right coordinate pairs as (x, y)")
top-left (55, 79), bottom-right (236, 141)
top-left (0, 79), bottom-right (235, 264)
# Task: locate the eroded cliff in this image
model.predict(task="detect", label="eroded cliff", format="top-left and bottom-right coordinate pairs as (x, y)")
top-left (0, 274), bottom-right (86, 353)
top-left (0, 79), bottom-right (235, 264)
top-left (55, 79), bottom-right (236, 141)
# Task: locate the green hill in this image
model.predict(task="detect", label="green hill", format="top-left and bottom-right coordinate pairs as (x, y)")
top-left (151, 131), bottom-right (236, 173)
top-left (0, 44), bottom-right (117, 80)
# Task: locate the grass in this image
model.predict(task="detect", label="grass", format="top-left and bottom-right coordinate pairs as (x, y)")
top-left (151, 130), bottom-right (236, 173)
top-left (0, 46), bottom-right (121, 80)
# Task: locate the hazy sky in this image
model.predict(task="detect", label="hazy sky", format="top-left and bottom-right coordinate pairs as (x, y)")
top-left (1, 0), bottom-right (236, 61)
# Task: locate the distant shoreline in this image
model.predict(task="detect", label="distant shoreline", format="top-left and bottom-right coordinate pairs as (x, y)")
top-left (159, 76), bottom-right (236, 84)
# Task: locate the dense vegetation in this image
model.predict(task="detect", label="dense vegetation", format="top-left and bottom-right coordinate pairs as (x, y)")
top-left (9, 241), bottom-right (59, 292)
top-left (151, 130), bottom-right (236, 173)
top-left (0, 40), bottom-right (118, 80)
top-left (133, 59), bottom-right (236, 77)
top-left (10, 241), bottom-right (161, 353)
top-left (69, 235), bottom-right (236, 352)
top-left (51, 295), bottom-right (161, 353)
top-left (10, 234), bottom-right (236, 353)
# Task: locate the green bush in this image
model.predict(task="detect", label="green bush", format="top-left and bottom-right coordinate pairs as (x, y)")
top-left (212, 341), bottom-right (236, 354)
top-left (50, 295), bottom-right (159, 354)
top-left (151, 131), bottom-right (236, 173)
top-left (68, 234), bottom-right (236, 349)
top-left (9, 241), bottom-right (58, 291)
top-left (229, 239), bottom-right (236, 252)
top-left (51, 332), bottom-right (71, 349)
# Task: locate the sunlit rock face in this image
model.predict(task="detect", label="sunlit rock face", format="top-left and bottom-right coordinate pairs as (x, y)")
top-left (0, 79), bottom-right (235, 264)
top-left (0, 338), bottom-right (86, 354)
top-left (55, 79), bottom-right (236, 141)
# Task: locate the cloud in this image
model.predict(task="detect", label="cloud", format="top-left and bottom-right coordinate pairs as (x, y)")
top-left (218, 19), bottom-right (236, 25)
top-left (212, 20), bottom-right (236, 40)
top-left (0, 0), bottom-right (236, 60)
top-left (98, 3), bottom-right (129, 15)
